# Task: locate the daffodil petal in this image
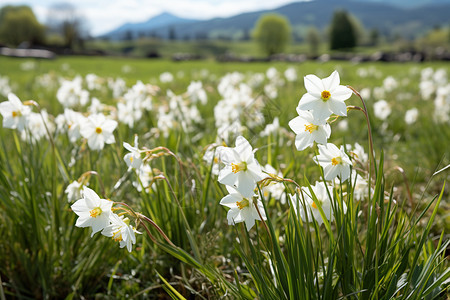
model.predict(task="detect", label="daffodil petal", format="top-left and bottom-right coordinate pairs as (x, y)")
top-left (304, 75), bottom-right (324, 96)
top-left (322, 70), bottom-right (340, 91)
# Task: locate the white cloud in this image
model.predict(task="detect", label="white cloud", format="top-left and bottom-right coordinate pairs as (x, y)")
top-left (0, 0), bottom-right (301, 35)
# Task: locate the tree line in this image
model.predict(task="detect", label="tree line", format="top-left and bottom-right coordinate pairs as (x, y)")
top-left (0, 3), bottom-right (87, 49)
top-left (0, 4), bottom-right (448, 58)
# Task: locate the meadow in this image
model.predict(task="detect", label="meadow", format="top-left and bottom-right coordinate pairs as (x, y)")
top-left (0, 56), bottom-right (449, 299)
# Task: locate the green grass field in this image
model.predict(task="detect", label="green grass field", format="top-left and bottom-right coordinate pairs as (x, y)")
top-left (0, 56), bottom-right (449, 299)
top-left (84, 39), bottom-right (415, 59)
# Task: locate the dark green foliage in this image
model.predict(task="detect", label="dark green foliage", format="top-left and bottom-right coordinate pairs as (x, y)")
top-left (329, 10), bottom-right (357, 50)
top-left (0, 5), bottom-right (45, 46)
top-left (306, 26), bottom-right (321, 56)
top-left (369, 28), bottom-right (380, 46)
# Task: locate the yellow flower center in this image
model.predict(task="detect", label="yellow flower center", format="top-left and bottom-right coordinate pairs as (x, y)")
top-left (304, 123), bottom-right (319, 134)
top-left (112, 230), bottom-right (123, 242)
top-left (214, 157), bottom-right (219, 164)
top-left (236, 198), bottom-right (250, 210)
top-left (12, 111), bottom-right (20, 118)
top-left (331, 157), bottom-right (342, 166)
top-left (89, 207), bottom-right (103, 218)
top-left (321, 90), bottom-right (331, 101)
top-left (311, 199), bottom-right (323, 209)
top-left (231, 161), bottom-right (247, 173)
top-left (95, 127), bottom-right (102, 134)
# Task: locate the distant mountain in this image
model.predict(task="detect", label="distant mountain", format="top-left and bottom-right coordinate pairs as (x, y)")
top-left (101, 12), bottom-right (199, 40)
top-left (354, 0), bottom-right (450, 8)
top-left (100, 0), bottom-right (450, 41)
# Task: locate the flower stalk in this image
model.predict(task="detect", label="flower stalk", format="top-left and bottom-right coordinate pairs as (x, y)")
top-left (347, 86), bottom-right (377, 177)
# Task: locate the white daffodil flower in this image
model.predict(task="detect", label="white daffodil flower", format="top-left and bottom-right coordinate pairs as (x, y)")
top-left (288, 108), bottom-right (331, 151)
top-left (220, 185), bottom-right (266, 231)
top-left (351, 171), bottom-right (369, 201)
top-left (102, 213), bottom-right (140, 252)
top-left (187, 80), bottom-right (207, 105)
top-left (404, 108), bottom-right (419, 125)
top-left (0, 93), bottom-right (31, 131)
top-left (291, 181), bottom-right (344, 226)
top-left (123, 135), bottom-right (143, 170)
top-left (346, 142), bottom-right (369, 164)
top-left (298, 71), bottom-right (352, 121)
top-left (71, 187), bottom-right (113, 236)
top-left (373, 99), bottom-right (392, 120)
top-left (218, 136), bottom-right (265, 197)
top-left (57, 76), bottom-right (89, 108)
top-left (314, 143), bottom-right (352, 182)
top-left (80, 113), bottom-right (118, 150)
top-left (284, 67), bottom-right (298, 82)
top-left (23, 110), bottom-right (54, 143)
top-left (63, 108), bottom-right (85, 143)
top-left (65, 180), bottom-right (84, 203)
top-left (203, 144), bottom-right (222, 176)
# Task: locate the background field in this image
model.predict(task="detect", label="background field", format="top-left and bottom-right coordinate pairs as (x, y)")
top-left (0, 56), bottom-right (449, 298)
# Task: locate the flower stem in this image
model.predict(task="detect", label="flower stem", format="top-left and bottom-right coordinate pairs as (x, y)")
top-left (347, 86), bottom-right (377, 177)
top-left (254, 199), bottom-right (270, 238)
top-left (137, 213), bottom-right (176, 247)
top-left (138, 221), bottom-right (158, 244)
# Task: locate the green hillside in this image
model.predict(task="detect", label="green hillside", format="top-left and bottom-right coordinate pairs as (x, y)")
top-left (103, 0), bottom-right (450, 41)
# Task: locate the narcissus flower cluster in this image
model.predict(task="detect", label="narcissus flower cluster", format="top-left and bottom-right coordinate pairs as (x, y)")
top-left (217, 136), bottom-right (267, 231)
top-left (288, 71), bottom-right (359, 225)
top-left (0, 93), bottom-right (31, 131)
top-left (71, 187), bottom-right (140, 252)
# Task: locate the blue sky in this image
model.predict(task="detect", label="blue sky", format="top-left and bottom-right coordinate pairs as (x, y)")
top-left (0, 0), bottom-right (303, 35)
